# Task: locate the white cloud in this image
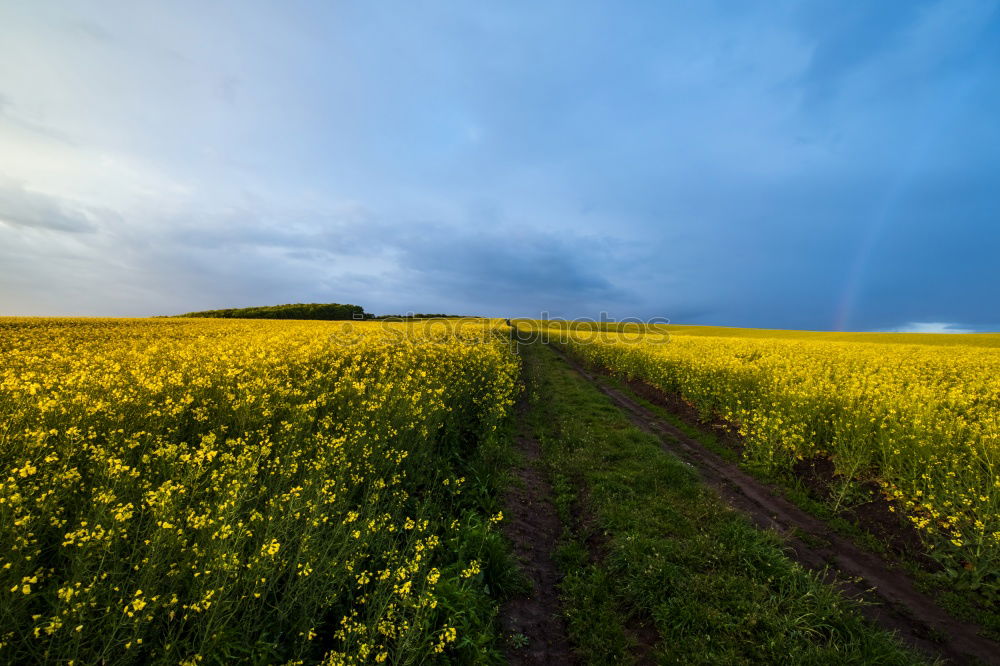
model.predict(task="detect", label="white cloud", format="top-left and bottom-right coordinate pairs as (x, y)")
top-left (888, 322), bottom-right (976, 334)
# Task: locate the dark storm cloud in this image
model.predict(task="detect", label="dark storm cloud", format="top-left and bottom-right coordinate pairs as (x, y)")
top-left (151, 205), bottom-right (633, 317)
top-left (389, 228), bottom-right (631, 316)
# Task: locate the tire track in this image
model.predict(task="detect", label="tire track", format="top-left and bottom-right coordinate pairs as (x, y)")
top-left (500, 397), bottom-right (576, 665)
top-left (551, 344), bottom-right (999, 666)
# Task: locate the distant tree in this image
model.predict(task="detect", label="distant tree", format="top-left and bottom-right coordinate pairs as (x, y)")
top-left (176, 303), bottom-right (369, 320)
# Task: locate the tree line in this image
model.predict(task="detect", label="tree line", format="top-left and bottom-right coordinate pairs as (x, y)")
top-left (177, 303), bottom-right (368, 320)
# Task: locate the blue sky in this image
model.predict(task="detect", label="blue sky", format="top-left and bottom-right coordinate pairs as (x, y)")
top-left (1, 1), bottom-right (998, 330)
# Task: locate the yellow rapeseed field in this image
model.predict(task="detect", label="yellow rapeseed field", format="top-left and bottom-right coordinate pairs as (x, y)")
top-left (0, 317), bottom-right (518, 665)
top-left (534, 321), bottom-right (1000, 589)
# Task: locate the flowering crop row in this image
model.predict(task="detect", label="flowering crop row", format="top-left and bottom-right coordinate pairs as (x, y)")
top-left (539, 322), bottom-right (1000, 590)
top-left (0, 317), bottom-right (519, 664)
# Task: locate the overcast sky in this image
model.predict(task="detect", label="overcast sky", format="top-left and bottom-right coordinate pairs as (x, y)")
top-left (1, 1), bottom-right (998, 330)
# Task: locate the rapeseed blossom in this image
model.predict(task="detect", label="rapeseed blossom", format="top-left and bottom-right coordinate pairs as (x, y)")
top-left (548, 321), bottom-right (1000, 586)
top-left (0, 317), bottom-right (518, 663)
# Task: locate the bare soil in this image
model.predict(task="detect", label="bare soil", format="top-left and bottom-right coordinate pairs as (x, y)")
top-left (791, 456), bottom-right (932, 564)
top-left (554, 348), bottom-right (1000, 666)
top-left (500, 404), bottom-right (576, 665)
top-left (628, 375), bottom-right (930, 563)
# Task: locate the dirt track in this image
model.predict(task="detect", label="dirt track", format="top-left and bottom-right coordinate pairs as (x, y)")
top-left (550, 344), bottom-right (999, 666)
top-left (500, 397), bottom-right (576, 665)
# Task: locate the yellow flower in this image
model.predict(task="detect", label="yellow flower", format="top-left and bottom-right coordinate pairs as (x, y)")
top-left (0, 317), bottom-right (521, 661)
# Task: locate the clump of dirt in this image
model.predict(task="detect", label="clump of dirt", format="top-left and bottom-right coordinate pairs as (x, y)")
top-left (846, 483), bottom-right (933, 565)
top-left (791, 455), bottom-right (838, 500)
top-left (791, 456), bottom-right (930, 564)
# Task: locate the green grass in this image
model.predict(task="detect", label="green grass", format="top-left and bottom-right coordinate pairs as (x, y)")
top-left (519, 340), bottom-right (927, 665)
top-left (591, 367), bottom-right (1000, 643)
top-left (518, 317), bottom-right (1000, 606)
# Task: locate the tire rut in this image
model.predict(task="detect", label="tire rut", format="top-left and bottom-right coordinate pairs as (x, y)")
top-left (552, 345), bottom-right (999, 666)
top-left (500, 400), bottom-right (576, 665)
